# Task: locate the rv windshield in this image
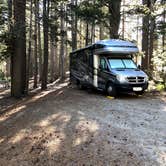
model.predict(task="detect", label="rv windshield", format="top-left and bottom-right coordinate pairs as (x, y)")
top-left (108, 59), bottom-right (137, 69)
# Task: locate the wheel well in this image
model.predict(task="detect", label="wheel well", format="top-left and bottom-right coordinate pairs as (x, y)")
top-left (106, 81), bottom-right (113, 89)
top-left (76, 79), bottom-right (80, 85)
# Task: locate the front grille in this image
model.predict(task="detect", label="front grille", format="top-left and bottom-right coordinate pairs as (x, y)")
top-left (127, 76), bottom-right (145, 83)
top-left (137, 77), bottom-right (145, 83)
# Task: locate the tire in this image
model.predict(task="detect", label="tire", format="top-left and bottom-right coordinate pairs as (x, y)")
top-left (135, 91), bottom-right (144, 96)
top-left (106, 83), bottom-right (117, 97)
top-left (76, 80), bottom-right (86, 90)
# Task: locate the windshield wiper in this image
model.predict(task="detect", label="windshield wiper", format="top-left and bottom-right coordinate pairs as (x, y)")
top-left (114, 68), bottom-right (125, 71)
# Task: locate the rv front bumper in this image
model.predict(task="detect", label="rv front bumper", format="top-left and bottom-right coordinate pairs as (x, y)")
top-left (115, 82), bottom-right (148, 92)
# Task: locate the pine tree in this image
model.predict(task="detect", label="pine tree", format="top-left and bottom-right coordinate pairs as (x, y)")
top-left (41, 0), bottom-right (49, 90)
top-left (11, 0), bottom-right (27, 97)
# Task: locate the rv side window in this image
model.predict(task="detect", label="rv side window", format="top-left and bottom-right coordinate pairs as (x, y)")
top-left (79, 51), bottom-right (88, 63)
top-left (83, 53), bottom-right (87, 63)
top-left (89, 55), bottom-right (93, 67)
top-left (100, 58), bottom-right (108, 70)
top-left (86, 50), bottom-right (93, 67)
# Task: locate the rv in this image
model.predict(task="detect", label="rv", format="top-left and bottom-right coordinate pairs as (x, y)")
top-left (70, 39), bottom-right (148, 96)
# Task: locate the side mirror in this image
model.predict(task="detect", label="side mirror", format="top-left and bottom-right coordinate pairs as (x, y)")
top-left (138, 65), bottom-right (141, 69)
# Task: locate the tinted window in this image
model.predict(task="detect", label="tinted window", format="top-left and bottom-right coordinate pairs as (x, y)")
top-left (109, 59), bottom-right (124, 69)
top-left (100, 58), bottom-right (107, 70)
top-left (123, 59), bottom-right (137, 69)
top-left (108, 59), bottom-right (137, 69)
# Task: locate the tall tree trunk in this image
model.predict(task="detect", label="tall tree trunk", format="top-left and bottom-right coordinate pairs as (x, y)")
top-left (26, 0), bottom-right (33, 92)
top-left (85, 22), bottom-right (89, 46)
top-left (59, 3), bottom-right (65, 80)
top-left (136, 15), bottom-right (140, 65)
top-left (6, 59), bottom-right (10, 78)
top-left (79, 20), bottom-right (83, 47)
top-left (11, 0), bottom-right (26, 97)
top-left (71, 0), bottom-right (78, 51)
top-left (50, 41), bottom-right (55, 83)
top-left (54, 43), bottom-right (59, 79)
top-left (33, 0), bottom-right (38, 88)
top-left (162, 0), bottom-right (165, 52)
top-left (141, 0), bottom-right (150, 70)
top-left (6, 0), bottom-right (13, 78)
top-left (108, 0), bottom-right (122, 38)
top-left (99, 24), bottom-right (104, 40)
top-left (8, 0), bottom-right (12, 41)
top-left (37, 0), bottom-right (42, 81)
top-left (49, 1), bottom-right (59, 81)
top-left (149, 0), bottom-right (156, 71)
top-left (149, 18), bottom-right (155, 71)
top-left (122, 0), bottom-right (125, 39)
top-left (65, 6), bottom-right (68, 74)
top-left (91, 22), bottom-right (95, 44)
top-left (41, 0), bottom-right (49, 90)
top-left (29, 49), bottom-right (34, 78)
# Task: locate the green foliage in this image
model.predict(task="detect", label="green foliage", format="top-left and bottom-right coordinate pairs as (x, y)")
top-left (157, 20), bottom-right (166, 35)
top-left (0, 69), bottom-right (5, 80)
top-left (76, 0), bottom-right (111, 26)
top-left (0, 1), bottom-right (8, 25)
top-left (153, 49), bottom-right (166, 86)
top-left (0, 0), bottom-right (9, 62)
top-left (126, 0), bottom-right (166, 37)
top-left (76, 0), bottom-right (105, 23)
top-left (49, 2), bottom-right (59, 42)
top-left (156, 83), bottom-right (165, 91)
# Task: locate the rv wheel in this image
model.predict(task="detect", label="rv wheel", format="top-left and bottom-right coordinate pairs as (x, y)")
top-left (107, 83), bottom-right (117, 97)
top-left (77, 80), bottom-right (86, 90)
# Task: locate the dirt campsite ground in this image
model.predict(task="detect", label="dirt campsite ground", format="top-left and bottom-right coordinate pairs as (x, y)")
top-left (0, 81), bottom-right (166, 166)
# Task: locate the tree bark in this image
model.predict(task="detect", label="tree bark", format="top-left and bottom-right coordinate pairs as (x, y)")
top-left (26, 0), bottom-right (33, 92)
top-left (71, 0), bottom-right (78, 51)
top-left (8, 0), bottom-right (12, 34)
top-left (79, 20), bottom-right (83, 47)
top-left (149, 0), bottom-right (157, 71)
top-left (108, 0), bottom-right (122, 39)
top-left (54, 43), bottom-right (59, 79)
top-left (41, 0), bottom-right (49, 90)
top-left (85, 22), bottom-right (89, 46)
top-left (11, 0), bottom-right (27, 97)
top-left (59, 2), bottom-right (65, 80)
top-left (37, 0), bottom-right (43, 81)
top-left (91, 22), bottom-right (95, 44)
top-left (99, 24), bottom-right (104, 40)
top-left (122, 0), bottom-right (125, 39)
top-left (33, 0), bottom-right (38, 88)
top-left (141, 0), bottom-right (150, 70)
top-left (50, 41), bottom-right (55, 83)
top-left (162, 0), bottom-right (165, 52)
top-left (6, 0), bottom-right (13, 78)
top-left (149, 17), bottom-right (155, 70)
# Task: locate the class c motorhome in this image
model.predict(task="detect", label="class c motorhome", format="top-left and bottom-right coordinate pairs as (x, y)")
top-left (70, 39), bottom-right (149, 96)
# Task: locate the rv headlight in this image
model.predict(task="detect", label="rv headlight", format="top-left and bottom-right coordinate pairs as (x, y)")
top-left (116, 75), bottom-right (126, 82)
top-left (145, 76), bottom-right (149, 82)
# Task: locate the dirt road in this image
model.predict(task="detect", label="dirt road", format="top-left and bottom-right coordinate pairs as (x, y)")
top-left (0, 83), bottom-right (166, 166)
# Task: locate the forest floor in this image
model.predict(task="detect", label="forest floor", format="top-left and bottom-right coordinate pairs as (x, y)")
top-left (0, 81), bottom-right (166, 166)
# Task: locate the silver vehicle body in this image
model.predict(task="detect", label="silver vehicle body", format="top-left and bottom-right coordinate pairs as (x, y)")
top-left (70, 39), bottom-right (149, 94)
top-left (94, 39), bottom-right (139, 54)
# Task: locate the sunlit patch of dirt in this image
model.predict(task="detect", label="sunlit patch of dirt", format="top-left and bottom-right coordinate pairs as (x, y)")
top-left (0, 84), bottom-right (165, 166)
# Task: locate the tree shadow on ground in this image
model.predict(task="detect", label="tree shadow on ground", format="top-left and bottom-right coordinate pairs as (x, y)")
top-left (0, 84), bottom-right (165, 166)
